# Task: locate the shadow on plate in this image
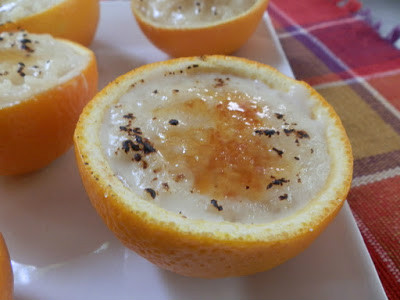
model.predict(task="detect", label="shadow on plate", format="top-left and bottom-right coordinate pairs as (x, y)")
top-left (90, 39), bottom-right (168, 90)
top-left (0, 149), bottom-right (114, 267)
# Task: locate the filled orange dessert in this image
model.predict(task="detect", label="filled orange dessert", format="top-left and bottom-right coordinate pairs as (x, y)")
top-left (131, 0), bottom-right (270, 57)
top-left (0, 0), bottom-right (99, 46)
top-left (74, 55), bottom-right (353, 277)
top-left (0, 31), bottom-right (98, 175)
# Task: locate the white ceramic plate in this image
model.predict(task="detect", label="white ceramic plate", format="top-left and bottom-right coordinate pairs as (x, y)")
top-left (0, 2), bottom-right (388, 299)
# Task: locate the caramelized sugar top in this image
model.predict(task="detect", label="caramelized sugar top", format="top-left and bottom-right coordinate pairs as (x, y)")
top-left (102, 71), bottom-right (330, 223)
top-left (154, 93), bottom-right (290, 201)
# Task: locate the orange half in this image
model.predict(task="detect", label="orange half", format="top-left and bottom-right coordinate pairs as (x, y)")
top-left (74, 55), bottom-right (353, 278)
top-left (0, 0), bottom-right (100, 46)
top-left (0, 31), bottom-right (98, 175)
top-left (131, 0), bottom-right (270, 57)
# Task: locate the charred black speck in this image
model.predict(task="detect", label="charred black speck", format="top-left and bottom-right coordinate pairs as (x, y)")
top-left (20, 38), bottom-right (31, 44)
top-left (275, 113), bottom-right (284, 119)
top-left (135, 134), bottom-right (143, 144)
top-left (279, 194), bottom-right (288, 200)
top-left (122, 140), bottom-right (140, 152)
top-left (145, 188), bottom-right (156, 199)
top-left (255, 129), bottom-right (278, 137)
top-left (123, 113), bottom-right (135, 119)
top-left (210, 199), bottom-right (223, 211)
top-left (267, 177), bottom-right (289, 189)
top-left (133, 127), bottom-right (142, 135)
top-left (296, 130), bottom-right (310, 139)
top-left (20, 38), bottom-right (34, 53)
top-left (17, 62), bottom-right (25, 77)
top-left (272, 147), bottom-right (284, 157)
top-left (143, 141), bottom-right (156, 154)
top-left (284, 128), bottom-right (295, 136)
top-left (169, 119), bottom-right (179, 126)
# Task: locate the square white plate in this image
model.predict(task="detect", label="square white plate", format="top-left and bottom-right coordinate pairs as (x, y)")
top-left (0, 2), bottom-right (388, 299)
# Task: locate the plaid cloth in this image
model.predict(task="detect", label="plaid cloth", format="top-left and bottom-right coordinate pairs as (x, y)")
top-left (268, 1), bottom-right (400, 299)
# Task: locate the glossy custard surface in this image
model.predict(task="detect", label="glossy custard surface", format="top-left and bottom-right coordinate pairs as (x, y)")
top-left (101, 70), bottom-right (330, 223)
top-left (132, 0), bottom-right (256, 27)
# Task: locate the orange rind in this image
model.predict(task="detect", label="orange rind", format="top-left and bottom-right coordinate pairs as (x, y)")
top-left (0, 233), bottom-right (13, 300)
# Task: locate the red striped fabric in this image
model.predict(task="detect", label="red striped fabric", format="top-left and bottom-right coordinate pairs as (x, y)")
top-left (269, 1), bottom-right (400, 299)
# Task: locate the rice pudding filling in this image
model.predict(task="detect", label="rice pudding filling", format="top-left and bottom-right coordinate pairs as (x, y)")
top-left (0, 0), bottom-right (64, 24)
top-left (101, 69), bottom-right (330, 224)
top-left (0, 31), bottom-right (89, 108)
top-left (133, 0), bottom-right (256, 27)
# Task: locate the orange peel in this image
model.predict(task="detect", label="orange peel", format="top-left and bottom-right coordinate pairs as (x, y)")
top-left (0, 233), bottom-right (13, 300)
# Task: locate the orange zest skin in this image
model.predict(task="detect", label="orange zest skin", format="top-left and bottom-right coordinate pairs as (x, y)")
top-left (0, 40), bottom-right (98, 176)
top-left (74, 55), bottom-right (353, 278)
top-left (0, 0), bottom-right (100, 46)
top-left (0, 234), bottom-right (13, 300)
top-left (131, 0), bottom-right (269, 57)
top-left (77, 162), bottom-right (340, 277)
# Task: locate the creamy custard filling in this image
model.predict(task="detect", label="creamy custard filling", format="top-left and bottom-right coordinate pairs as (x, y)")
top-left (101, 70), bottom-right (330, 224)
top-left (0, 0), bottom-right (64, 23)
top-left (132, 0), bottom-right (256, 27)
top-left (0, 31), bottom-right (89, 108)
